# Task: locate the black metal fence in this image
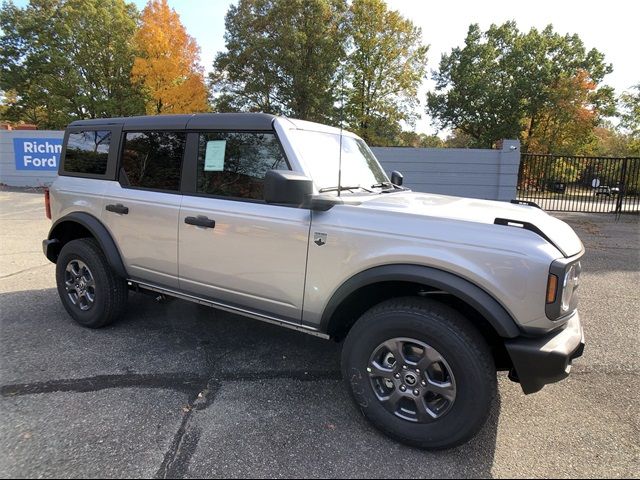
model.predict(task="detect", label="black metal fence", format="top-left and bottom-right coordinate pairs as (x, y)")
top-left (517, 154), bottom-right (640, 213)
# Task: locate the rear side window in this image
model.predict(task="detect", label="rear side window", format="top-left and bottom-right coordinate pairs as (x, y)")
top-left (196, 132), bottom-right (287, 200)
top-left (64, 130), bottom-right (111, 175)
top-left (119, 132), bottom-right (186, 192)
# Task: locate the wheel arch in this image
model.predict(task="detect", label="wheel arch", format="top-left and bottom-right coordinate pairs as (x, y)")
top-left (321, 264), bottom-right (521, 342)
top-left (44, 212), bottom-right (127, 278)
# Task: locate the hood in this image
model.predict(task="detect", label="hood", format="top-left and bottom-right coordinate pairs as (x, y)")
top-left (357, 191), bottom-right (583, 257)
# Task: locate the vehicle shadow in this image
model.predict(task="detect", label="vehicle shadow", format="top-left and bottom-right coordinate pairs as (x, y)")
top-left (0, 287), bottom-right (499, 477)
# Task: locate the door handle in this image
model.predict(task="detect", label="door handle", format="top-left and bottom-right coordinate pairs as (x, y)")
top-left (185, 216), bottom-right (216, 229)
top-left (106, 203), bottom-right (129, 215)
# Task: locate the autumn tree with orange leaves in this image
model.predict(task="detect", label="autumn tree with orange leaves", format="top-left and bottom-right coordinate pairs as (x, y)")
top-left (524, 70), bottom-right (600, 154)
top-left (132, 0), bottom-right (209, 114)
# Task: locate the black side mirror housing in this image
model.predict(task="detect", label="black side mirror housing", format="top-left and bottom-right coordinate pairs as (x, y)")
top-left (391, 170), bottom-right (404, 186)
top-left (264, 170), bottom-right (313, 206)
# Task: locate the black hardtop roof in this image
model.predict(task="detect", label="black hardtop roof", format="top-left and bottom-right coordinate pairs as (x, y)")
top-left (67, 112), bottom-right (277, 131)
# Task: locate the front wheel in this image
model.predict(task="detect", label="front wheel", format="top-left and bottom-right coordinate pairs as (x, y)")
top-left (341, 297), bottom-right (496, 449)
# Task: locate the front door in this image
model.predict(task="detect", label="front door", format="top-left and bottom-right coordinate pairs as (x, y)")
top-left (178, 131), bottom-right (311, 321)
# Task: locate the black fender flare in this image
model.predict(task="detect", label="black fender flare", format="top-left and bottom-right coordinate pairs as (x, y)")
top-left (45, 212), bottom-right (128, 278)
top-left (320, 264), bottom-right (521, 338)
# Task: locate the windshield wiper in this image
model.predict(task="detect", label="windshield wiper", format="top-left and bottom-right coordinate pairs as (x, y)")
top-left (371, 181), bottom-right (394, 189)
top-left (319, 185), bottom-right (373, 193)
top-left (371, 181), bottom-right (405, 192)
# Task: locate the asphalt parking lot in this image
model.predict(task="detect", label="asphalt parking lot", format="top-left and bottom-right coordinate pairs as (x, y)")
top-left (0, 189), bottom-right (638, 479)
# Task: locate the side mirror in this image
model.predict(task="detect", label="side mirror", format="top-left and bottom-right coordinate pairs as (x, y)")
top-left (264, 170), bottom-right (313, 206)
top-left (391, 170), bottom-right (404, 186)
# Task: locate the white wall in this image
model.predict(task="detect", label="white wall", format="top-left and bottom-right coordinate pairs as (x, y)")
top-left (0, 130), bottom-right (64, 187)
top-left (372, 140), bottom-right (521, 202)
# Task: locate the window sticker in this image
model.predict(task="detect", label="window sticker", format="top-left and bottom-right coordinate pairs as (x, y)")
top-left (204, 140), bottom-right (226, 171)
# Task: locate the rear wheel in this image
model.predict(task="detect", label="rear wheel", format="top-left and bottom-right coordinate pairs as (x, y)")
top-left (341, 297), bottom-right (496, 449)
top-left (56, 238), bottom-right (128, 328)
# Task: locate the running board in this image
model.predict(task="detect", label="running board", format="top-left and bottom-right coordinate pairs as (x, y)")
top-left (127, 280), bottom-right (330, 340)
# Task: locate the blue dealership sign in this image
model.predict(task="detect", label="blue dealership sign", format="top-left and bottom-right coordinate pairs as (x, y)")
top-left (13, 138), bottom-right (62, 170)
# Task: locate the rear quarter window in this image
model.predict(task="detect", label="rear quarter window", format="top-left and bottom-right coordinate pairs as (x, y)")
top-left (63, 130), bottom-right (112, 175)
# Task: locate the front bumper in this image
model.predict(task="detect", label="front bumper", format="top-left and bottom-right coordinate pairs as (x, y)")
top-left (505, 311), bottom-right (585, 394)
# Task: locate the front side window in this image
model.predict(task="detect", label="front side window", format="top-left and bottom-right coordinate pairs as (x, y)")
top-left (64, 130), bottom-right (111, 175)
top-left (119, 131), bottom-right (186, 192)
top-left (196, 132), bottom-right (287, 200)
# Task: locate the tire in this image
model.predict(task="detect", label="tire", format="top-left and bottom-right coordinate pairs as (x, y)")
top-left (341, 297), bottom-right (496, 449)
top-left (55, 238), bottom-right (128, 328)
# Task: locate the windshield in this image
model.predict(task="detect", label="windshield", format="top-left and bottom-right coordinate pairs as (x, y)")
top-left (288, 130), bottom-right (389, 192)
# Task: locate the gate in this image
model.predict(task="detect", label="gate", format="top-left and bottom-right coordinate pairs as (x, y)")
top-left (517, 154), bottom-right (640, 213)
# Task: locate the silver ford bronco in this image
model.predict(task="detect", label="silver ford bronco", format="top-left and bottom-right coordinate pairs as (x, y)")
top-left (43, 113), bottom-right (585, 449)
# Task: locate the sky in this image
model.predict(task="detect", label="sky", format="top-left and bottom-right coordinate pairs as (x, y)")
top-left (12, 0), bottom-right (640, 134)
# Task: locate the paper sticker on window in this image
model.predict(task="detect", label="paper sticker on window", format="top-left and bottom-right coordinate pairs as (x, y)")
top-left (204, 141), bottom-right (226, 171)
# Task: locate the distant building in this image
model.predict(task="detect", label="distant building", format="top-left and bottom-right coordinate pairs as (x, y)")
top-left (1, 123), bottom-right (38, 131)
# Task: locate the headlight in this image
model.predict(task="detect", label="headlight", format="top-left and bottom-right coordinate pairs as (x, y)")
top-left (561, 263), bottom-right (580, 313)
top-left (546, 259), bottom-right (581, 320)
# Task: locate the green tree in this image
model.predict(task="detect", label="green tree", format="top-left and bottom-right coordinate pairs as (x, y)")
top-left (344, 0), bottom-right (428, 145)
top-left (427, 22), bottom-right (615, 152)
top-left (417, 133), bottom-right (444, 148)
top-left (0, 0), bottom-right (144, 129)
top-left (549, 158), bottom-right (581, 183)
top-left (589, 125), bottom-right (639, 157)
top-left (618, 84), bottom-right (640, 137)
top-left (397, 131), bottom-right (444, 148)
top-left (444, 130), bottom-right (475, 148)
top-left (525, 70), bottom-right (607, 155)
top-left (212, 0), bottom-right (347, 123)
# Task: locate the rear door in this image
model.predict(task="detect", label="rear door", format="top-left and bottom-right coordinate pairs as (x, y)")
top-left (178, 130), bottom-right (311, 321)
top-left (102, 130), bottom-right (186, 288)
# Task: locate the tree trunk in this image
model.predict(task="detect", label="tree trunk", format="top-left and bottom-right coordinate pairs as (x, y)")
top-left (524, 115), bottom-right (536, 153)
